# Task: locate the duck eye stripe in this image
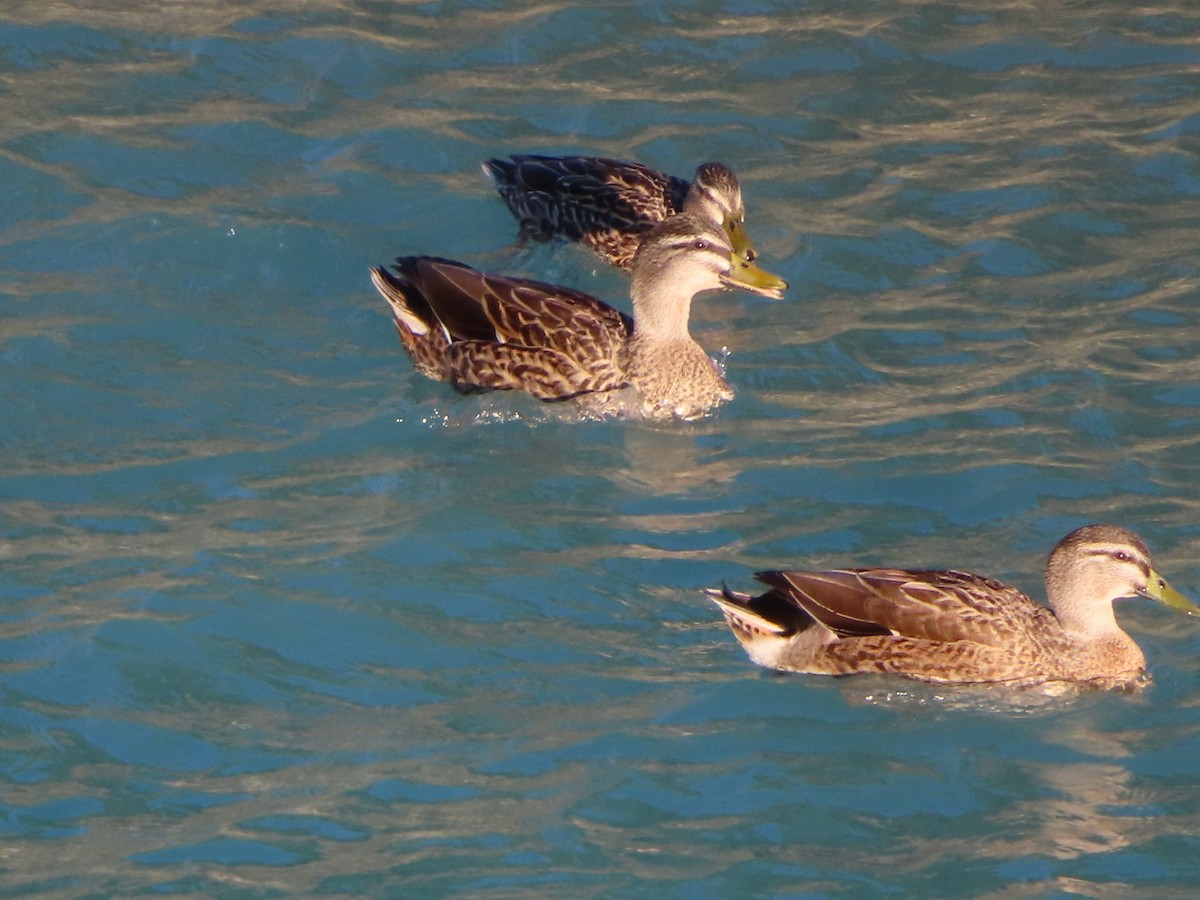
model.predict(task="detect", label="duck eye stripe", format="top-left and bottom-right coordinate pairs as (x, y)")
top-left (664, 236), bottom-right (724, 254)
top-left (1084, 546), bottom-right (1150, 576)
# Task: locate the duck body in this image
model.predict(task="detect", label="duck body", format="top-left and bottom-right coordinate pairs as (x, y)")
top-left (708, 525), bottom-right (1197, 689)
top-left (371, 213), bottom-right (781, 421)
top-left (483, 154), bottom-right (766, 273)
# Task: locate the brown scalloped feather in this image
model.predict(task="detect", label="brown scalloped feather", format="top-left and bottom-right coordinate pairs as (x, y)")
top-left (371, 258), bottom-right (629, 401)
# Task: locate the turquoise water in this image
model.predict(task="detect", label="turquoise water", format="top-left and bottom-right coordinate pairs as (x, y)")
top-left (4, 1), bottom-right (1200, 895)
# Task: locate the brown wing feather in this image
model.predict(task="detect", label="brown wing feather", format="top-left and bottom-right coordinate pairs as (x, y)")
top-left (758, 568), bottom-right (1052, 648)
top-left (476, 277), bottom-right (628, 352)
top-left (380, 256), bottom-right (633, 399)
top-left (394, 257), bottom-right (628, 345)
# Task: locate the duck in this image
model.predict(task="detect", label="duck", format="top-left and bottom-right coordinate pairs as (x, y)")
top-left (482, 154), bottom-right (781, 282)
top-left (370, 212), bottom-right (787, 421)
top-left (707, 524), bottom-right (1197, 690)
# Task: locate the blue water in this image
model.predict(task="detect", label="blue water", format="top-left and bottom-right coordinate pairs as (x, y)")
top-left (4, 2), bottom-right (1200, 896)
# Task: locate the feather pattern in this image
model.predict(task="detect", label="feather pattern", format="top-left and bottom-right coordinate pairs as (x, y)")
top-left (372, 259), bottom-right (628, 400)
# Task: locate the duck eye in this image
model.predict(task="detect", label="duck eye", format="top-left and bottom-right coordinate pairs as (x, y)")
top-left (693, 239), bottom-right (708, 251)
top-left (1113, 551), bottom-right (1130, 562)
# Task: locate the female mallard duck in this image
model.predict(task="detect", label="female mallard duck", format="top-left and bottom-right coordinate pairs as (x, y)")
top-left (370, 212), bottom-right (786, 421)
top-left (708, 524), bottom-right (1197, 690)
top-left (483, 154), bottom-right (780, 280)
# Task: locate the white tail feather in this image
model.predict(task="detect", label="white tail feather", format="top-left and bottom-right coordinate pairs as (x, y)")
top-left (370, 268), bottom-right (430, 337)
top-left (704, 588), bottom-right (788, 636)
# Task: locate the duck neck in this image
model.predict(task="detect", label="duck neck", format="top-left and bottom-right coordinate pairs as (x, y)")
top-left (630, 279), bottom-right (695, 345)
top-left (1048, 578), bottom-right (1124, 639)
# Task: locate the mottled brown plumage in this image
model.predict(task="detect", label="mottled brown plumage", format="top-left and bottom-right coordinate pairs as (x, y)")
top-left (708, 525), bottom-right (1197, 689)
top-left (483, 154), bottom-right (776, 276)
top-left (371, 213), bottom-right (784, 421)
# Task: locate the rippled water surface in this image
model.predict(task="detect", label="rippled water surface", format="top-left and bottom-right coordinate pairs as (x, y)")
top-left (4, 1), bottom-right (1200, 896)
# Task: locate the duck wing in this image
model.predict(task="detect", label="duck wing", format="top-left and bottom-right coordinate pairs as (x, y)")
top-left (755, 568), bottom-right (1052, 649)
top-left (486, 154), bottom-right (689, 237)
top-left (389, 256), bottom-right (630, 350)
top-left (380, 256), bottom-right (633, 399)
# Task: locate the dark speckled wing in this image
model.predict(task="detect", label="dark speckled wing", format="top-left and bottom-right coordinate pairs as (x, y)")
top-left (758, 568), bottom-right (1049, 648)
top-left (486, 154), bottom-right (689, 246)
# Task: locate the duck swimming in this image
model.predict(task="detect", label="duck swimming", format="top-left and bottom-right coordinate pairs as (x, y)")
top-left (371, 212), bottom-right (786, 421)
top-left (708, 524), bottom-right (1197, 689)
top-left (483, 154), bottom-right (780, 284)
